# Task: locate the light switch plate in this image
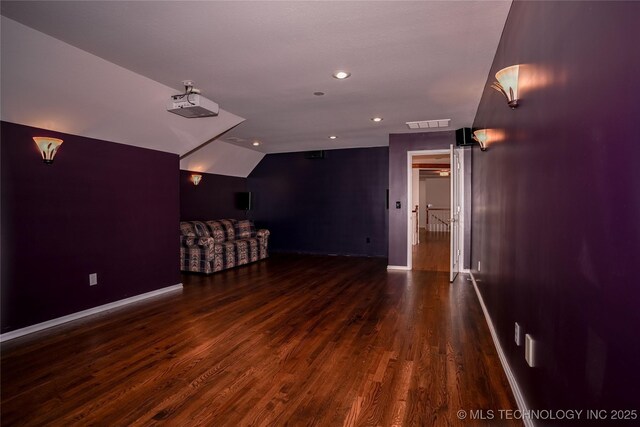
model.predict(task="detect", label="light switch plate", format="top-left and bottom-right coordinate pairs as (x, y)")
top-left (525, 334), bottom-right (536, 367)
top-left (515, 322), bottom-right (523, 346)
top-left (89, 273), bottom-right (98, 286)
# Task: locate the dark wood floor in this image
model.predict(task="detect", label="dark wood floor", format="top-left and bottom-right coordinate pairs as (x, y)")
top-left (1, 255), bottom-right (520, 426)
top-left (412, 229), bottom-right (450, 272)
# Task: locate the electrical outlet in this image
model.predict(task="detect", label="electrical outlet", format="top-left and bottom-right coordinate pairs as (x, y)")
top-left (395, 201), bottom-right (401, 209)
top-left (515, 322), bottom-right (523, 346)
top-left (477, 261), bottom-right (481, 272)
top-left (89, 273), bottom-right (98, 286)
top-left (525, 334), bottom-right (536, 367)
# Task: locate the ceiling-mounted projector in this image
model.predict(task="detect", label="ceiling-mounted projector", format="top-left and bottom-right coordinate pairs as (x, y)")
top-left (167, 94), bottom-right (219, 118)
top-left (167, 80), bottom-right (219, 118)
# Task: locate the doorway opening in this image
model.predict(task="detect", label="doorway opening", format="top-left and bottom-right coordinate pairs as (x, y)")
top-left (411, 153), bottom-right (450, 272)
top-left (407, 147), bottom-right (463, 281)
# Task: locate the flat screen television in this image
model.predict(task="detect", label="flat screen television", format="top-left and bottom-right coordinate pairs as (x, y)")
top-left (235, 191), bottom-right (252, 210)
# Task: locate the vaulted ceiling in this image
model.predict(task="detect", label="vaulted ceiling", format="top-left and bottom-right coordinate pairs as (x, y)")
top-left (1, 1), bottom-right (511, 176)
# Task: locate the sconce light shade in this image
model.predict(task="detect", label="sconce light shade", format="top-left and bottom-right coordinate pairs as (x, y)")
top-left (491, 65), bottom-right (520, 108)
top-left (191, 174), bottom-right (202, 186)
top-left (33, 137), bottom-right (63, 164)
top-left (472, 129), bottom-right (489, 151)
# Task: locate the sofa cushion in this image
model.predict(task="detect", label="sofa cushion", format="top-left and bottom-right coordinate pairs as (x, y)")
top-left (235, 220), bottom-right (256, 239)
top-left (205, 219), bottom-right (236, 243)
top-left (235, 238), bottom-right (260, 264)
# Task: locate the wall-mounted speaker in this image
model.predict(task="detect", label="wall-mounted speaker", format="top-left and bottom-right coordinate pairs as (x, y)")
top-left (304, 150), bottom-right (325, 159)
top-left (455, 127), bottom-right (474, 147)
top-left (235, 192), bottom-right (252, 210)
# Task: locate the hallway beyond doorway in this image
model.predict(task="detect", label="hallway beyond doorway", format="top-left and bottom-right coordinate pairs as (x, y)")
top-left (412, 229), bottom-right (450, 272)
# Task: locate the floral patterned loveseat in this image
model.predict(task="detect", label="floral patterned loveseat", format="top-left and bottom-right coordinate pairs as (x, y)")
top-left (180, 219), bottom-right (270, 274)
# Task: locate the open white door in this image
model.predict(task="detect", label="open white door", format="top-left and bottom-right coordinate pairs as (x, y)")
top-left (450, 145), bottom-right (460, 282)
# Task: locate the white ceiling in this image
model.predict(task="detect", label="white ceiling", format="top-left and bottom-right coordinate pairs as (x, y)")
top-left (0, 16), bottom-right (263, 176)
top-left (180, 139), bottom-right (265, 178)
top-left (1, 0), bottom-right (511, 163)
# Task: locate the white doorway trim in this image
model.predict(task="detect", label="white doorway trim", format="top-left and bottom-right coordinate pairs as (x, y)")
top-left (406, 148), bottom-right (450, 271)
top-left (458, 149), bottom-right (468, 274)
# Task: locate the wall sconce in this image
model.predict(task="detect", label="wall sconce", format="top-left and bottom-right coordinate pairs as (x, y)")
top-left (491, 65), bottom-right (520, 109)
top-left (472, 129), bottom-right (489, 151)
top-left (33, 137), bottom-right (63, 164)
top-left (191, 174), bottom-right (202, 186)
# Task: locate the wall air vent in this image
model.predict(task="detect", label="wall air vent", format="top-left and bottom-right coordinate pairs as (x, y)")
top-left (406, 119), bottom-right (450, 129)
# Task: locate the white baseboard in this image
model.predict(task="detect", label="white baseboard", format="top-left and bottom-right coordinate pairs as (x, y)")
top-left (469, 272), bottom-right (533, 427)
top-left (387, 265), bottom-right (411, 271)
top-left (387, 266), bottom-right (470, 273)
top-left (0, 283), bottom-right (183, 342)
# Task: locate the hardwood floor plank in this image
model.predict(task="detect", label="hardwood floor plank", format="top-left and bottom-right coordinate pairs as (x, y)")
top-left (412, 230), bottom-right (450, 272)
top-left (1, 254), bottom-right (520, 426)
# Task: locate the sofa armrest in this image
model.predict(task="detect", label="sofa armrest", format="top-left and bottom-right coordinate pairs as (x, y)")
top-left (256, 229), bottom-right (270, 239)
top-left (180, 235), bottom-right (216, 262)
top-left (256, 229), bottom-right (270, 249)
top-left (180, 235), bottom-right (194, 247)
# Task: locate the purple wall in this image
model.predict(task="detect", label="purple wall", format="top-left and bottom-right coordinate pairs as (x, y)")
top-left (1, 121), bottom-right (180, 333)
top-left (388, 131), bottom-right (454, 266)
top-left (179, 170), bottom-right (248, 220)
top-left (472, 0), bottom-right (640, 416)
top-left (248, 148), bottom-right (388, 257)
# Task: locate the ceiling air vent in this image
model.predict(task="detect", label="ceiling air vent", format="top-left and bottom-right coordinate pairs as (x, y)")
top-left (406, 119), bottom-right (450, 129)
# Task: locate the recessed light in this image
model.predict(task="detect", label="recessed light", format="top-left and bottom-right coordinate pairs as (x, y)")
top-left (313, 91), bottom-right (325, 96)
top-left (333, 70), bottom-right (351, 79)
top-left (371, 117), bottom-right (383, 122)
top-left (252, 141), bottom-right (260, 146)
top-left (329, 135), bottom-right (337, 140)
